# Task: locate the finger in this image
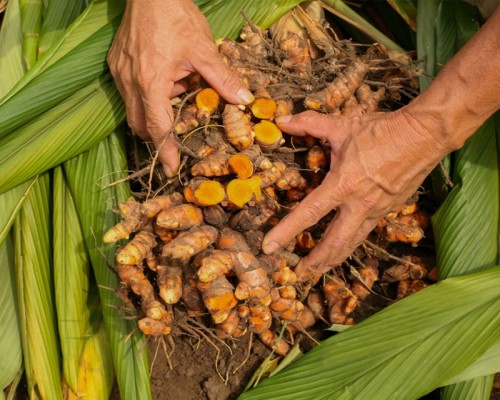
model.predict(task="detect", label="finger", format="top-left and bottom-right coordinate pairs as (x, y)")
top-left (195, 48), bottom-right (254, 105)
top-left (171, 80), bottom-right (190, 98)
top-left (275, 111), bottom-right (341, 140)
top-left (110, 70), bottom-right (150, 139)
top-left (262, 184), bottom-right (338, 254)
top-left (295, 211), bottom-right (378, 280)
top-left (151, 103), bottom-right (180, 177)
top-left (138, 77), bottom-right (181, 175)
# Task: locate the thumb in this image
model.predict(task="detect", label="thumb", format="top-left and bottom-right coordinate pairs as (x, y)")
top-left (195, 49), bottom-right (254, 105)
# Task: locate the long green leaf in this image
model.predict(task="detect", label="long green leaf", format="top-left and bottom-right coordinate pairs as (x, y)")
top-left (0, 17), bottom-right (123, 139)
top-left (64, 130), bottom-right (151, 400)
top-left (441, 376), bottom-right (494, 400)
top-left (445, 341), bottom-right (500, 385)
top-left (20, 0), bottom-right (42, 69)
top-left (0, 75), bottom-right (125, 194)
top-left (1, 0), bottom-right (124, 105)
top-left (0, 0), bottom-right (25, 95)
top-left (239, 266), bottom-right (500, 400)
top-left (37, 0), bottom-right (86, 56)
top-left (433, 118), bottom-right (499, 278)
top-left (0, 180), bottom-right (37, 247)
top-left (0, 237), bottom-right (22, 393)
top-left (53, 166), bottom-right (92, 392)
top-left (195, 0), bottom-right (302, 39)
top-left (14, 173), bottom-right (62, 400)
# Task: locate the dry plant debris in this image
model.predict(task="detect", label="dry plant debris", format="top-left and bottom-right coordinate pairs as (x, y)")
top-left (104, 7), bottom-right (433, 356)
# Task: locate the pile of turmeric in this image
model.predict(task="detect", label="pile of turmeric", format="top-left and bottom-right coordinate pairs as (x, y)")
top-left (104, 6), bottom-right (423, 356)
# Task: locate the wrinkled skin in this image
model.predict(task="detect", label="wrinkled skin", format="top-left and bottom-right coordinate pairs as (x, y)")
top-left (107, 0), bottom-right (253, 176)
top-left (262, 109), bottom-right (448, 280)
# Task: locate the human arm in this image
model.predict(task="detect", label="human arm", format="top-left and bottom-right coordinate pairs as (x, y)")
top-left (262, 5), bottom-right (500, 280)
top-left (107, 0), bottom-right (254, 176)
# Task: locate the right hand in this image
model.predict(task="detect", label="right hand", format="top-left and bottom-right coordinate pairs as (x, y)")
top-left (107, 0), bottom-right (254, 176)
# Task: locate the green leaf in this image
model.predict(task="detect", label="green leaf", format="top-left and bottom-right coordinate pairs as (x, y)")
top-left (0, 75), bottom-right (125, 194)
top-left (195, 0), bottom-right (302, 39)
top-left (416, 0), bottom-right (438, 91)
top-left (38, 0), bottom-right (86, 56)
top-left (0, 180), bottom-right (37, 247)
top-left (14, 173), bottom-right (62, 400)
top-left (0, 237), bottom-right (22, 393)
top-left (433, 117), bottom-right (499, 279)
top-left (0, 17), bottom-right (123, 139)
top-left (20, 0), bottom-right (42, 69)
top-left (239, 267), bottom-right (500, 400)
top-left (441, 376), bottom-right (494, 400)
top-left (387, 0), bottom-right (417, 31)
top-left (445, 341), bottom-right (500, 385)
top-left (434, 1), bottom-right (480, 76)
top-left (0, 0), bottom-right (25, 97)
top-left (53, 166), bottom-right (92, 392)
top-left (64, 130), bottom-right (152, 400)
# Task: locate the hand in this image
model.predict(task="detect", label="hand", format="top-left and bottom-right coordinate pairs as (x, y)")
top-left (262, 108), bottom-right (449, 280)
top-left (107, 0), bottom-right (254, 176)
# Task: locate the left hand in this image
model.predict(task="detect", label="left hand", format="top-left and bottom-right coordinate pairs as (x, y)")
top-left (262, 108), bottom-right (449, 280)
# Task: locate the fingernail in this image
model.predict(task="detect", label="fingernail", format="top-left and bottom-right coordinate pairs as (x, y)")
top-left (237, 88), bottom-right (254, 104)
top-left (275, 115), bottom-right (292, 124)
top-left (163, 165), bottom-right (174, 178)
top-left (262, 240), bottom-right (280, 254)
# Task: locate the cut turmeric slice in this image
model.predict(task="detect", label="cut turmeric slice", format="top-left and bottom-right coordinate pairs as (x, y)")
top-left (254, 120), bottom-right (284, 151)
top-left (226, 176), bottom-right (262, 208)
top-left (184, 178), bottom-right (226, 206)
top-left (251, 98), bottom-right (277, 120)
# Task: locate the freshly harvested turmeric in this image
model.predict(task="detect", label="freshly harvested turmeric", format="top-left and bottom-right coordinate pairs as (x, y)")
top-left (183, 178), bottom-right (226, 206)
top-left (116, 228), bottom-right (156, 265)
top-left (222, 104), bottom-right (254, 150)
top-left (248, 305), bottom-right (273, 334)
top-left (305, 59), bottom-right (369, 112)
top-left (251, 97), bottom-right (277, 120)
top-left (195, 88), bottom-right (220, 123)
top-left (156, 204), bottom-right (204, 230)
top-left (382, 256), bottom-right (428, 282)
top-left (191, 151), bottom-right (232, 177)
top-left (239, 23), bottom-right (269, 59)
top-left (350, 259), bottom-right (379, 301)
top-left (103, 199), bottom-right (148, 243)
top-left (254, 120), bottom-right (284, 151)
top-left (217, 228), bottom-right (251, 252)
top-left (226, 176), bottom-right (262, 208)
top-left (157, 265), bottom-right (183, 304)
top-left (255, 161), bottom-right (286, 188)
top-left (306, 145), bottom-right (328, 172)
top-left (228, 145), bottom-right (272, 179)
top-left (259, 330), bottom-right (290, 356)
top-left (140, 192), bottom-right (184, 219)
top-left (174, 104), bottom-right (199, 135)
top-left (197, 250), bottom-right (236, 282)
top-left (161, 225), bottom-right (218, 263)
top-left (217, 309), bottom-right (246, 338)
top-left (201, 275), bottom-right (239, 323)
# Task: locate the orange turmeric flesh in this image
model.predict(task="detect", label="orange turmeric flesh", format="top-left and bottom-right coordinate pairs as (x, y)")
top-left (251, 98), bottom-right (277, 119)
